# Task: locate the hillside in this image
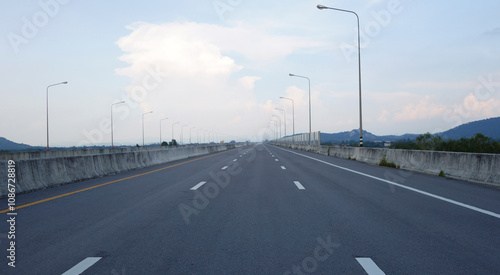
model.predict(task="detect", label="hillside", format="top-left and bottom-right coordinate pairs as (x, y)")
top-left (438, 117), bottom-right (500, 140)
top-left (320, 130), bottom-right (419, 144)
top-left (0, 137), bottom-right (33, 151)
top-left (320, 116), bottom-right (500, 144)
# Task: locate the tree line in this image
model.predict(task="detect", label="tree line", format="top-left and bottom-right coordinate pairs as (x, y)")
top-left (392, 133), bottom-right (500, 154)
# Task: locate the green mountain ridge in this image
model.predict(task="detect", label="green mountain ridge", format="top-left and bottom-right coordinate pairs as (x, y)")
top-left (320, 116), bottom-right (500, 144)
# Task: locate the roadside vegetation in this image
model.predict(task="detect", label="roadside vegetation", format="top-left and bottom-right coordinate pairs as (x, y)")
top-left (379, 155), bottom-right (397, 168)
top-left (392, 133), bottom-right (500, 154)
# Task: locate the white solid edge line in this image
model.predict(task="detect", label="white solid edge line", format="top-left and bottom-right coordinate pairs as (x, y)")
top-left (190, 181), bottom-right (207, 190)
top-left (356, 257), bottom-right (386, 275)
top-left (275, 146), bottom-right (500, 219)
top-left (281, 166), bottom-right (286, 170)
top-left (62, 257), bottom-right (102, 275)
top-left (294, 181), bottom-right (305, 190)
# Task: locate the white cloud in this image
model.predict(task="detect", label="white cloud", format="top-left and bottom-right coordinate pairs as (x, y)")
top-left (238, 76), bottom-right (261, 90)
top-left (369, 91), bottom-right (500, 129)
top-left (114, 21), bottom-right (318, 141)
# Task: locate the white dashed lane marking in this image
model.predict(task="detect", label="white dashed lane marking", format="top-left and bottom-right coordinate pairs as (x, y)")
top-left (190, 181), bottom-right (207, 190)
top-left (293, 181), bottom-right (305, 190)
top-left (356, 257), bottom-right (386, 275)
top-left (62, 257), bottom-right (102, 275)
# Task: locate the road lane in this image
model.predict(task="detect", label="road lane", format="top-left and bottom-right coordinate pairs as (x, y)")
top-left (1, 143), bottom-right (499, 274)
top-left (267, 144), bottom-right (500, 274)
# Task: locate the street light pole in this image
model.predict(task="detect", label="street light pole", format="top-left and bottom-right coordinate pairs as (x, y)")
top-left (46, 81), bottom-right (68, 151)
top-left (268, 121), bottom-right (276, 140)
top-left (190, 127), bottom-right (196, 144)
top-left (172, 122), bottom-right (179, 144)
top-left (289, 73), bottom-right (311, 144)
top-left (142, 111), bottom-right (153, 147)
top-left (280, 97), bottom-right (295, 140)
top-left (271, 121), bottom-right (278, 140)
top-left (181, 125), bottom-right (188, 145)
top-left (275, 108), bottom-right (286, 137)
top-left (317, 4), bottom-right (363, 147)
top-left (160, 118), bottom-right (169, 146)
top-left (273, 115), bottom-right (281, 138)
top-left (111, 101), bottom-right (125, 149)
top-left (198, 128), bottom-right (203, 144)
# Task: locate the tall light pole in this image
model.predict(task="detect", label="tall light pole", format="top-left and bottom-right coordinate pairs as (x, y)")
top-left (317, 4), bottom-right (363, 147)
top-left (289, 73), bottom-right (311, 145)
top-left (197, 128), bottom-right (203, 144)
top-left (142, 111), bottom-right (153, 147)
top-left (46, 81), bottom-right (68, 151)
top-left (268, 121), bottom-right (276, 140)
top-left (190, 127), bottom-right (196, 144)
top-left (272, 115), bottom-right (281, 138)
top-left (275, 108), bottom-right (286, 137)
top-left (181, 125), bottom-right (188, 145)
top-left (160, 118), bottom-right (169, 146)
top-left (111, 101), bottom-right (125, 149)
top-left (172, 122), bottom-right (180, 143)
top-left (280, 97), bottom-right (294, 140)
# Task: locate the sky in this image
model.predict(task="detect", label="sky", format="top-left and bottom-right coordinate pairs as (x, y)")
top-left (1, 0), bottom-right (499, 147)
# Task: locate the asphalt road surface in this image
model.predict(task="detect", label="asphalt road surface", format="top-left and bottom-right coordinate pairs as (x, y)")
top-left (1, 143), bottom-right (499, 274)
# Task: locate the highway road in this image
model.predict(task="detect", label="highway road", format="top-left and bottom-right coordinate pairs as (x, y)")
top-left (1, 143), bottom-right (500, 274)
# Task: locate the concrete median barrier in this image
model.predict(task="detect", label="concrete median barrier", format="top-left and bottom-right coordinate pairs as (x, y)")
top-left (0, 144), bottom-right (243, 197)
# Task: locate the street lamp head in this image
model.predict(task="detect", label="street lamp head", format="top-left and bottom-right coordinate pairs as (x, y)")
top-left (317, 4), bottom-right (328, 10)
top-left (62, 81), bottom-right (68, 84)
top-left (289, 73), bottom-right (295, 76)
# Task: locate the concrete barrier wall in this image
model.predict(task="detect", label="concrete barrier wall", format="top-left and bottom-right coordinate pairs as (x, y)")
top-left (0, 144), bottom-right (243, 197)
top-left (272, 143), bottom-right (500, 187)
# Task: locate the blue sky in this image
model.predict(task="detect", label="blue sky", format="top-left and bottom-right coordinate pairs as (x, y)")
top-left (1, 0), bottom-right (499, 146)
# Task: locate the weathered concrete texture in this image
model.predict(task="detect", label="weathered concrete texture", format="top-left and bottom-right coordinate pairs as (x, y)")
top-left (274, 143), bottom-right (500, 187)
top-left (0, 144), bottom-right (243, 197)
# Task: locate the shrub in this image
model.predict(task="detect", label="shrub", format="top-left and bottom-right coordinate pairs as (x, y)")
top-left (379, 155), bottom-right (397, 168)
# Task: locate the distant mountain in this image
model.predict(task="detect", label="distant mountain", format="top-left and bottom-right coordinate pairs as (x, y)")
top-left (0, 137), bottom-right (33, 151)
top-left (438, 117), bottom-right (500, 140)
top-left (320, 116), bottom-right (500, 144)
top-left (320, 130), bottom-right (419, 144)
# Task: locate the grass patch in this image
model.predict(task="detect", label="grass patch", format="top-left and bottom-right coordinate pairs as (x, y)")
top-left (439, 170), bottom-right (445, 177)
top-left (379, 155), bottom-right (397, 168)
